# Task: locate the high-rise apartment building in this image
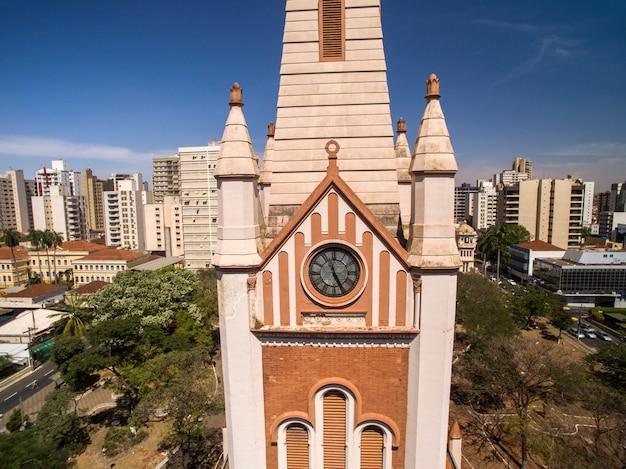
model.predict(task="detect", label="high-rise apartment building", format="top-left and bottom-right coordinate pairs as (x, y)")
top-left (498, 178), bottom-right (583, 249)
top-left (512, 156), bottom-right (532, 179)
top-left (179, 144), bottom-right (219, 270)
top-left (103, 174), bottom-right (152, 250)
top-left (34, 159), bottom-right (82, 196)
top-left (81, 169), bottom-right (107, 233)
top-left (581, 181), bottom-right (595, 227)
top-left (610, 181), bottom-right (626, 212)
top-left (472, 181), bottom-right (498, 230)
top-left (0, 169), bottom-right (31, 233)
top-left (144, 196), bottom-right (183, 257)
top-left (31, 185), bottom-right (89, 242)
top-left (152, 156), bottom-right (180, 203)
top-left (454, 183), bottom-right (477, 224)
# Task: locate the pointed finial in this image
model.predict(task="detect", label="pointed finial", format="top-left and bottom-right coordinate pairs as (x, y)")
top-left (425, 73), bottom-right (440, 99)
top-left (267, 122), bottom-right (275, 137)
top-left (229, 83), bottom-right (243, 107)
top-left (397, 117), bottom-right (407, 134)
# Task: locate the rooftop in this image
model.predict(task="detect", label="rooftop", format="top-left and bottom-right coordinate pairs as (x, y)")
top-left (516, 240), bottom-right (565, 252)
top-left (72, 280), bottom-right (110, 295)
top-left (5, 283), bottom-right (67, 299)
top-left (0, 247), bottom-right (30, 260)
top-left (76, 249), bottom-right (147, 261)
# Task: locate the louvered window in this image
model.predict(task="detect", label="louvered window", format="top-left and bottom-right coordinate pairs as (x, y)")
top-left (323, 390), bottom-right (347, 468)
top-left (320, 0), bottom-right (344, 60)
top-left (360, 426), bottom-right (384, 469)
top-left (286, 423), bottom-right (310, 468)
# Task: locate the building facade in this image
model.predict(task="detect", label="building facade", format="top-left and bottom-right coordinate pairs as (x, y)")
top-left (214, 2), bottom-right (460, 468)
top-left (144, 196), bottom-right (184, 257)
top-left (31, 185), bottom-right (89, 242)
top-left (0, 169), bottom-right (31, 233)
top-left (498, 178), bottom-right (584, 249)
top-left (152, 156), bottom-right (180, 203)
top-left (103, 174), bottom-right (151, 250)
top-left (179, 144), bottom-right (219, 270)
top-left (456, 223), bottom-right (477, 273)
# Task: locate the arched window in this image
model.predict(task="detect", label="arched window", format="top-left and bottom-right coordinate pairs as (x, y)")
top-left (323, 390), bottom-right (347, 467)
top-left (278, 420), bottom-right (313, 469)
top-left (355, 423), bottom-right (393, 469)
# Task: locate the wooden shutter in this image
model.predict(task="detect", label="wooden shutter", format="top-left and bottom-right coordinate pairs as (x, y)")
top-left (360, 426), bottom-right (384, 468)
top-left (320, 0), bottom-right (344, 60)
top-left (286, 424), bottom-right (309, 469)
top-left (323, 390), bottom-right (347, 468)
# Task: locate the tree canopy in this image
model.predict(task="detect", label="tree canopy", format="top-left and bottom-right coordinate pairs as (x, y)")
top-left (477, 222), bottom-right (531, 279)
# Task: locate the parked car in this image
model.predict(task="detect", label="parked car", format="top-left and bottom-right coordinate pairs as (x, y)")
top-left (569, 327), bottom-right (585, 339)
top-left (598, 331), bottom-right (613, 341)
top-left (583, 329), bottom-right (597, 339)
top-left (507, 279), bottom-right (517, 286)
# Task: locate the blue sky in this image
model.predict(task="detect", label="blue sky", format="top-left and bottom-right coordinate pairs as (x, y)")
top-left (1, 0), bottom-right (624, 192)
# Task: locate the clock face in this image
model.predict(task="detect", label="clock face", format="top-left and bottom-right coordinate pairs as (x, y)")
top-left (308, 247), bottom-right (361, 298)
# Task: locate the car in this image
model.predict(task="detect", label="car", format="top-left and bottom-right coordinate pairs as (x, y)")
top-left (583, 329), bottom-right (597, 339)
top-left (507, 279), bottom-right (517, 286)
top-left (598, 331), bottom-right (613, 341)
top-left (569, 327), bottom-right (585, 339)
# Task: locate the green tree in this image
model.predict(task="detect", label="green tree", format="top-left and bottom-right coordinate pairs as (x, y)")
top-left (89, 269), bottom-right (201, 329)
top-left (27, 228), bottom-right (45, 279)
top-left (477, 222), bottom-right (531, 281)
top-left (41, 229), bottom-right (55, 282)
top-left (5, 408), bottom-right (28, 433)
top-left (550, 306), bottom-right (575, 343)
top-left (0, 427), bottom-right (70, 468)
top-left (35, 388), bottom-right (84, 449)
top-left (50, 334), bottom-right (84, 374)
top-left (1, 228), bottom-right (22, 286)
top-left (51, 293), bottom-right (91, 337)
top-left (510, 285), bottom-right (563, 330)
top-left (456, 273), bottom-right (516, 348)
top-left (0, 354), bottom-right (14, 379)
top-left (49, 230), bottom-right (63, 283)
top-left (586, 342), bottom-right (626, 393)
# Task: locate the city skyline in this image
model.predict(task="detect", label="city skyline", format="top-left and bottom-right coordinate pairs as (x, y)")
top-left (1, 1), bottom-right (624, 192)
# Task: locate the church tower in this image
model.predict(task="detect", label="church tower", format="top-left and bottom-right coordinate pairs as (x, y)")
top-left (214, 1), bottom-right (461, 468)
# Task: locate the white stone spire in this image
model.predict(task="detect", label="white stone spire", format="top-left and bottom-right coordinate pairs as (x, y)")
top-left (407, 74), bottom-right (461, 269)
top-left (259, 122), bottom-right (275, 223)
top-left (212, 83), bottom-right (262, 267)
top-left (395, 117), bottom-right (412, 241)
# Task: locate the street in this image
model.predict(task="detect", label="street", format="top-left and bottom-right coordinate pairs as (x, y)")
top-left (0, 362), bottom-right (58, 421)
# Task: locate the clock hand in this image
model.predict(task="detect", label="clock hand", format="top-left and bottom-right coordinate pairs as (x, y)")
top-left (330, 261), bottom-right (345, 293)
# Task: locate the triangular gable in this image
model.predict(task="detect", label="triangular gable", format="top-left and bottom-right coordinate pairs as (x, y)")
top-left (261, 141), bottom-right (409, 269)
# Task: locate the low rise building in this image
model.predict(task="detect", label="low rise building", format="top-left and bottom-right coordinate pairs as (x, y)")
top-left (0, 246), bottom-right (30, 288)
top-left (508, 240), bottom-right (566, 281)
top-left (72, 249), bottom-right (153, 286)
top-left (28, 240), bottom-right (107, 284)
top-left (456, 223), bottom-right (477, 273)
top-left (532, 247), bottom-right (626, 308)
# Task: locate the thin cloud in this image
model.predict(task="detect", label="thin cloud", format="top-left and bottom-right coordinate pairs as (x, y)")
top-left (0, 135), bottom-right (174, 164)
top-left (475, 19), bottom-right (581, 85)
top-left (542, 142), bottom-right (626, 158)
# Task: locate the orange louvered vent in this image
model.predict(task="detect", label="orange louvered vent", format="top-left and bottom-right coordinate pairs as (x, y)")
top-left (320, 0), bottom-right (344, 60)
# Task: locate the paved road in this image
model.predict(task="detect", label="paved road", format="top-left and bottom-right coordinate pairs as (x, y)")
top-left (0, 363), bottom-right (118, 430)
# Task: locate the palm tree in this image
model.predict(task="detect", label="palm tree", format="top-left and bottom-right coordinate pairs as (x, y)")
top-left (477, 222), bottom-right (531, 281)
top-left (1, 228), bottom-right (23, 286)
top-left (50, 231), bottom-right (63, 283)
top-left (51, 293), bottom-right (91, 337)
top-left (27, 229), bottom-right (45, 279)
top-left (42, 229), bottom-right (55, 283)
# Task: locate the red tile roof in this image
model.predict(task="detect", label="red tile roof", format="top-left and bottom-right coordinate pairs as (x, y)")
top-left (516, 240), bottom-right (565, 251)
top-left (6, 283), bottom-right (67, 298)
top-left (55, 241), bottom-right (109, 253)
top-left (72, 281), bottom-right (110, 294)
top-left (77, 249), bottom-right (146, 261)
top-left (0, 247), bottom-right (30, 260)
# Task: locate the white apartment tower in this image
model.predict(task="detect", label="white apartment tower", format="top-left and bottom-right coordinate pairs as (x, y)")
top-left (214, 1), bottom-right (461, 468)
top-left (179, 144), bottom-right (220, 270)
top-left (472, 181), bottom-right (498, 230)
top-left (144, 196), bottom-right (183, 257)
top-left (0, 169), bottom-right (31, 233)
top-left (103, 174), bottom-right (151, 250)
top-left (31, 185), bottom-right (88, 241)
top-left (34, 159), bottom-right (82, 196)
